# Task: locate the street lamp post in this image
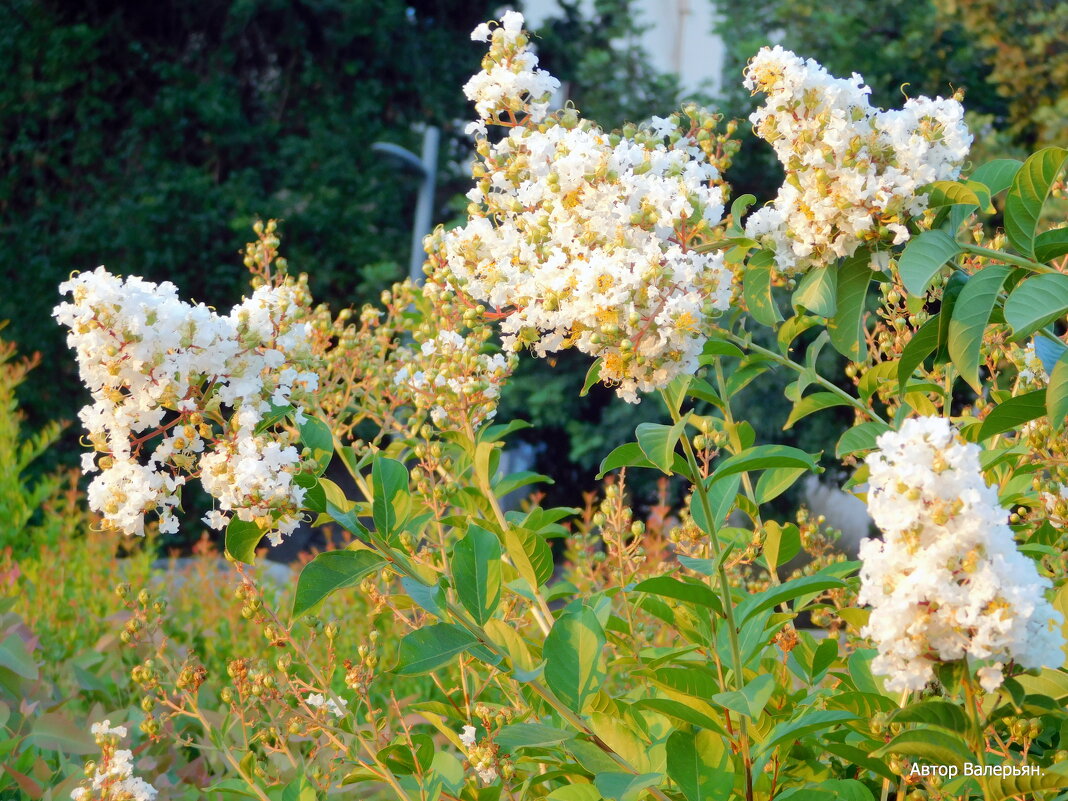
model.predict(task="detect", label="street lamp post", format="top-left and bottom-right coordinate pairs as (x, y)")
top-left (371, 125), bottom-right (440, 284)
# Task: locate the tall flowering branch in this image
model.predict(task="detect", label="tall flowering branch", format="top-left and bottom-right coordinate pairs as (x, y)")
top-left (434, 11), bottom-right (735, 403)
top-left (859, 416), bottom-right (1064, 692)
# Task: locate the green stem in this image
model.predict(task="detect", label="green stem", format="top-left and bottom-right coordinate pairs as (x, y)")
top-left (330, 438), bottom-right (673, 801)
top-left (662, 388), bottom-right (755, 801)
top-left (722, 331), bottom-right (888, 425)
top-left (961, 670), bottom-right (990, 796)
top-left (958, 243), bottom-right (1056, 274)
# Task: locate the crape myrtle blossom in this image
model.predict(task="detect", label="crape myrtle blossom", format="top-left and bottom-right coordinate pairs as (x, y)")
top-left (858, 417), bottom-right (1064, 692)
top-left (435, 12), bottom-right (732, 403)
top-left (71, 721), bottom-right (158, 801)
top-left (54, 267), bottom-right (318, 543)
top-left (744, 46), bottom-right (972, 273)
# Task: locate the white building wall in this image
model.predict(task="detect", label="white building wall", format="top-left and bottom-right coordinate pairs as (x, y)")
top-left (521, 0), bottom-right (724, 97)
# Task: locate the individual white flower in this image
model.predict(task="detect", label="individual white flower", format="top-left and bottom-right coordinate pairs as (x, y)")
top-left (858, 416), bottom-right (1065, 692)
top-left (305, 692), bottom-right (348, 717)
top-left (460, 724), bottom-right (477, 748)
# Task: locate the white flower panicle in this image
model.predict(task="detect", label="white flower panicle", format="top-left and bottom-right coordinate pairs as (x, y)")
top-left (436, 12), bottom-right (732, 403)
top-left (859, 417), bottom-right (1064, 692)
top-left (744, 46), bottom-right (972, 273)
top-left (55, 267), bottom-right (319, 543)
top-left (71, 720), bottom-right (157, 801)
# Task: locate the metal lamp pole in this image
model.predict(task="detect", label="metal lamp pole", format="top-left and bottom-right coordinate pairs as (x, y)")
top-left (371, 126), bottom-right (440, 284)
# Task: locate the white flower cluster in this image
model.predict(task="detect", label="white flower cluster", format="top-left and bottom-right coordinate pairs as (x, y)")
top-left (438, 13), bottom-right (731, 403)
top-left (392, 326), bottom-right (514, 430)
top-left (744, 46), bottom-right (972, 273)
top-left (464, 10), bottom-right (560, 134)
top-left (55, 267), bottom-right (318, 542)
top-left (858, 416), bottom-right (1064, 692)
top-left (459, 724), bottom-right (498, 783)
top-left (71, 721), bottom-right (157, 801)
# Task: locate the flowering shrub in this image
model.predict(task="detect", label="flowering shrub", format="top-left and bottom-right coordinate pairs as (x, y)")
top-left (48, 11), bottom-right (1068, 801)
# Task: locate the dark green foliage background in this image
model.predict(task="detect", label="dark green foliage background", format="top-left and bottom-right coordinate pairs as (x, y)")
top-left (0, 0), bottom-right (496, 438)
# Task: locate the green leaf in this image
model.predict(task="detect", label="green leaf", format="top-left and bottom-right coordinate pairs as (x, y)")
top-left (24, 713), bottom-right (96, 754)
top-left (1049, 354), bottom-right (1068, 431)
top-left (947, 265), bottom-right (1010, 391)
top-left (736, 574), bottom-right (847, 622)
top-left (977, 390), bottom-right (1047, 440)
top-left (709, 445), bottom-right (817, 485)
top-left (495, 723), bottom-right (573, 751)
top-left (871, 728), bottom-right (972, 768)
top-left (691, 474), bottom-right (741, 535)
top-left (292, 549), bottom-right (385, 618)
top-left (889, 701), bottom-right (967, 733)
top-left (936, 270), bottom-right (969, 362)
top-left (784, 392), bottom-right (850, 430)
top-left (593, 772), bottom-right (663, 801)
top-left (580, 358), bottom-right (602, 397)
top-left (371, 456), bottom-right (408, 541)
top-left (828, 251), bottom-right (872, 360)
top-left (899, 229), bottom-right (961, 297)
top-left (0, 634), bottom-right (37, 680)
top-left (762, 521), bottom-right (801, 570)
top-left (969, 158), bottom-right (1022, 197)
top-left (730, 193), bottom-right (757, 224)
top-left (792, 264), bottom-right (838, 317)
top-left (755, 467), bottom-right (807, 504)
top-left (597, 441), bottom-right (689, 479)
top-left (636, 420), bottom-right (686, 475)
top-left (225, 519), bottom-right (264, 564)
top-left (1035, 227), bottom-right (1068, 263)
top-left (1003, 273), bottom-right (1068, 338)
top-left (1004, 146), bottom-right (1068, 259)
top-left (760, 710), bottom-right (856, 753)
top-left (666, 729), bottom-right (732, 801)
top-left (298, 416), bottom-right (334, 475)
top-left (395, 623), bottom-right (479, 675)
top-left (743, 251), bottom-right (783, 326)
top-left (451, 525), bottom-right (502, 625)
top-left (544, 607), bottom-right (606, 713)
top-left (897, 316), bottom-right (940, 392)
top-left (633, 576), bottom-right (722, 615)
top-left (985, 764), bottom-right (1068, 801)
top-left (504, 527), bottom-right (553, 590)
top-left (835, 421), bottom-right (890, 458)
top-left (547, 787), bottom-right (602, 801)
top-left (924, 180), bottom-right (985, 209)
top-left (281, 775), bottom-right (318, 801)
top-left (711, 673), bottom-right (775, 718)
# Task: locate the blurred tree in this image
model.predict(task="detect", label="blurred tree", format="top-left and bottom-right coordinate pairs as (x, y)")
top-left (708, 0), bottom-right (1005, 199)
top-left (933, 0), bottom-right (1068, 147)
top-left (533, 0), bottom-right (685, 129)
top-left (0, 0), bottom-right (495, 446)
